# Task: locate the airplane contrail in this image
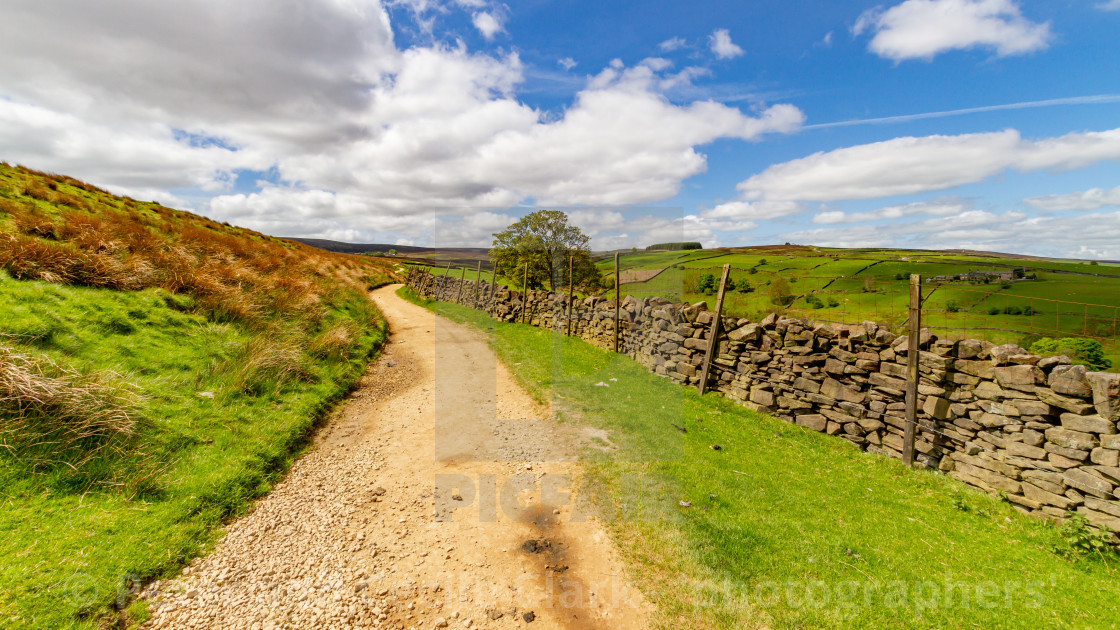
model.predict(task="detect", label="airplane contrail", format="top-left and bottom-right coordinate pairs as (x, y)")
top-left (803, 94), bottom-right (1120, 130)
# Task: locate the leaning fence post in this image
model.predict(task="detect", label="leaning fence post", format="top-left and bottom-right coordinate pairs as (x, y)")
top-left (455, 266), bottom-right (467, 304)
top-left (698, 264), bottom-right (731, 395)
top-left (522, 262), bottom-right (529, 324)
top-left (439, 263), bottom-right (452, 298)
top-left (474, 261), bottom-right (482, 308)
top-left (614, 252), bottom-right (621, 353)
top-left (903, 273), bottom-right (922, 466)
top-left (566, 256), bottom-right (574, 337)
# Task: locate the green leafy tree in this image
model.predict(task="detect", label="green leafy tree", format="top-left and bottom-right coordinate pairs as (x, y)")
top-left (1029, 338), bottom-right (1112, 370)
top-left (698, 273), bottom-right (716, 295)
top-left (769, 277), bottom-right (794, 306)
top-left (490, 210), bottom-right (594, 290)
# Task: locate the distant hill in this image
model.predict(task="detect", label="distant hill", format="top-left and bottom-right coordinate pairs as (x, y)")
top-left (290, 238), bottom-right (488, 256)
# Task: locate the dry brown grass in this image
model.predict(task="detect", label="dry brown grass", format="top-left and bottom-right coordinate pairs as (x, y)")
top-left (309, 324), bottom-right (356, 360)
top-left (0, 163), bottom-right (401, 333)
top-left (219, 337), bottom-right (316, 394)
top-left (0, 342), bottom-right (148, 482)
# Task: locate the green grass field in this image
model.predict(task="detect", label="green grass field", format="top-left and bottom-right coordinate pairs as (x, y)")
top-left (407, 262), bottom-right (498, 284)
top-left (399, 286), bottom-right (1120, 630)
top-left (582, 247), bottom-right (1120, 371)
top-left (0, 273), bottom-right (386, 629)
top-left (412, 244), bottom-right (1120, 370)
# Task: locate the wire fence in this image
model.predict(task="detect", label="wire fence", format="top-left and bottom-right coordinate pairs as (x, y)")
top-left (411, 259), bottom-right (1120, 369)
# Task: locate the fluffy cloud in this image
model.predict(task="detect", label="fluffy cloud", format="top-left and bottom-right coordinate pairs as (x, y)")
top-left (1098, 0), bottom-right (1120, 10)
top-left (0, 98), bottom-right (268, 202)
top-left (812, 198), bottom-right (972, 224)
top-left (275, 52), bottom-right (803, 215)
top-left (1024, 185), bottom-right (1120, 211)
top-left (709, 29), bottom-right (745, 59)
top-left (659, 37), bottom-right (687, 52)
top-left (781, 209), bottom-right (1120, 259)
top-left (702, 200), bottom-right (803, 221)
top-left (0, 0), bottom-right (398, 153)
top-left (854, 0), bottom-right (1051, 61)
top-left (0, 0), bottom-right (806, 245)
top-left (735, 127), bottom-right (1120, 202)
top-left (471, 11), bottom-right (504, 39)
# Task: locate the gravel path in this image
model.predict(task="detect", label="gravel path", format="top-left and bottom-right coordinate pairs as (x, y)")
top-left (139, 285), bottom-right (650, 630)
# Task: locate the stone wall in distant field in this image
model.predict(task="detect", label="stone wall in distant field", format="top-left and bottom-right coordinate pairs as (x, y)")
top-left (408, 269), bottom-right (1120, 539)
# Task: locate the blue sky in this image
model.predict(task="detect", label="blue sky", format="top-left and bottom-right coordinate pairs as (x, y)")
top-left (1, 1), bottom-right (1119, 257)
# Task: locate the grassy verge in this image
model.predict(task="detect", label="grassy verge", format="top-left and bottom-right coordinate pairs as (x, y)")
top-left (398, 286), bottom-right (1120, 630)
top-left (0, 275), bottom-right (385, 629)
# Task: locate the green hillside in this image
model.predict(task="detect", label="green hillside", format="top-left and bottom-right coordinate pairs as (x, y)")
top-left (593, 246), bottom-right (1120, 370)
top-left (0, 164), bottom-right (398, 628)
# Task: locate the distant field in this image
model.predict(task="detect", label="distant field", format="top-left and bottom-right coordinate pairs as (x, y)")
top-left (593, 246), bottom-right (1120, 370)
top-left (409, 245), bottom-right (1120, 370)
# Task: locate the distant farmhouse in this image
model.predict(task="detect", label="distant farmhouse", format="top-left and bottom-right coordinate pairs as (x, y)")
top-left (928, 268), bottom-right (1027, 284)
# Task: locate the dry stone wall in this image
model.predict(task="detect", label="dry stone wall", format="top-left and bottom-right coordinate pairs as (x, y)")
top-left (408, 269), bottom-right (1120, 538)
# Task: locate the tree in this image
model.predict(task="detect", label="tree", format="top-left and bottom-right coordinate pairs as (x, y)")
top-left (490, 210), bottom-right (594, 290)
top-left (698, 273), bottom-right (716, 295)
top-left (769, 277), bottom-right (794, 306)
top-left (389, 248), bottom-right (397, 256)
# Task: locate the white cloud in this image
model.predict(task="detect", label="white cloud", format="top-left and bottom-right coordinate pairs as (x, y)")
top-left (812, 198), bottom-right (972, 223)
top-left (659, 37), bottom-right (687, 52)
top-left (1024, 185), bottom-right (1120, 211)
top-left (589, 214), bottom-right (757, 250)
top-left (0, 2), bottom-right (806, 245)
top-left (208, 186), bottom-right (441, 241)
top-left (567, 209), bottom-right (627, 236)
top-left (277, 51), bottom-right (804, 213)
top-left (736, 127), bottom-right (1120, 202)
top-left (709, 29), bottom-right (745, 59)
top-left (781, 208), bottom-right (1120, 259)
top-left (820, 31), bottom-right (834, 47)
top-left (855, 0), bottom-right (1051, 61)
top-left (557, 57), bottom-right (578, 71)
top-left (702, 200), bottom-right (803, 220)
top-left (471, 11), bottom-right (504, 40)
top-left (0, 98), bottom-right (268, 202)
top-left (1098, 0), bottom-right (1120, 10)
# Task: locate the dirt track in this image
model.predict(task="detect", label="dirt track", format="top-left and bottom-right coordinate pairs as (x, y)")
top-left (139, 284), bottom-right (650, 630)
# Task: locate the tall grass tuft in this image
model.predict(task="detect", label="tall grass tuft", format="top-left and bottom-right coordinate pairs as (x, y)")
top-left (0, 342), bottom-right (153, 490)
top-left (218, 337), bottom-right (317, 395)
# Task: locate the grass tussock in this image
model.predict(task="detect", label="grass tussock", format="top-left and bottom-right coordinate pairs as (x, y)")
top-left (217, 337), bottom-right (317, 395)
top-left (0, 342), bottom-right (153, 489)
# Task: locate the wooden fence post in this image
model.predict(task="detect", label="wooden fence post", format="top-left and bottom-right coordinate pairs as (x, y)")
top-left (455, 266), bottom-right (467, 304)
top-left (698, 264), bottom-right (731, 395)
top-left (473, 261), bottom-right (482, 308)
top-left (439, 263), bottom-right (452, 297)
top-left (522, 262), bottom-right (529, 325)
top-left (903, 273), bottom-right (922, 467)
top-left (566, 256), bottom-right (574, 336)
top-left (614, 252), bottom-right (621, 353)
